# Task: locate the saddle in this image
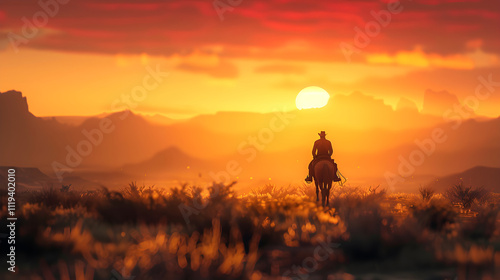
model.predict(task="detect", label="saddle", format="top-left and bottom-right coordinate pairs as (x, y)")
top-left (314, 156), bottom-right (341, 182)
top-left (315, 155), bottom-right (332, 161)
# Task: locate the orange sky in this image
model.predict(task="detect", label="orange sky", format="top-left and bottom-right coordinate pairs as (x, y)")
top-left (1, 0), bottom-right (499, 118)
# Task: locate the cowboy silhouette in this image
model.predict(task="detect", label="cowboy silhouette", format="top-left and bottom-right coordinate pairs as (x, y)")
top-left (305, 131), bottom-right (341, 183)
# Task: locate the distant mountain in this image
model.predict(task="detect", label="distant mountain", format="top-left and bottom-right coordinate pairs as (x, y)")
top-left (0, 166), bottom-right (53, 188)
top-left (0, 91), bottom-right (224, 169)
top-left (0, 90), bottom-right (34, 122)
top-left (42, 115), bottom-right (96, 126)
top-left (0, 166), bottom-right (102, 190)
top-left (0, 90), bottom-right (70, 167)
top-left (121, 146), bottom-right (209, 177)
top-left (44, 112), bottom-right (179, 127)
top-left (422, 89), bottom-right (475, 117)
top-left (188, 91), bottom-right (444, 135)
top-left (141, 113), bottom-right (179, 126)
top-left (2, 90), bottom-right (500, 186)
top-left (396, 97), bottom-right (419, 112)
top-left (303, 91), bottom-right (443, 130)
top-left (422, 89), bottom-right (459, 115)
top-left (425, 166), bottom-right (500, 192)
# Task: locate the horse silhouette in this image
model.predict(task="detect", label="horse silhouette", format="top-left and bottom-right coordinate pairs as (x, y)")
top-left (313, 159), bottom-right (335, 206)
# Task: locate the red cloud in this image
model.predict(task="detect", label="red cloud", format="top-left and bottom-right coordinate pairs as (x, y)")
top-left (1, 0), bottom-right (499, 62)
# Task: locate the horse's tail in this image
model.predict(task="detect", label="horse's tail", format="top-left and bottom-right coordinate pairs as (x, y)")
top-left (322, 162), bottom-right (331, 187)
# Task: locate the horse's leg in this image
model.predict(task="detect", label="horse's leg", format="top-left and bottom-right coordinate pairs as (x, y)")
top-left (321, 184), bottom-right (326, 207)
top-left (327, 184), bottom-right (331, 206)
top-left (315, 181), bottom-right (319, 202)
top-left (320, 185), bottom-right (323, 206)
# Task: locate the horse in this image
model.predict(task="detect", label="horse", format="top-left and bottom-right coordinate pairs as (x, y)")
top-left (313, 159), bottom-right (336, 207)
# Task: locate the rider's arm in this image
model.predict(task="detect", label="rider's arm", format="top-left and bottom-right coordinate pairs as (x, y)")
top-left (328, 142), bottom-right (333, 156)
top-left (312, 142), bottom-right (317, 158)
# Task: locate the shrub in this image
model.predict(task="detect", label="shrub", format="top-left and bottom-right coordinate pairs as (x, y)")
top-left (60, 184), bottom-right (71, 193)
top-left (461, 205), bottom-right (499, 240)
top-left (28, 187), bottom-right (81, 209)
top-left (411, 200), bottom-right (457, 232)
top-left (445, 183), bottom-right (488, 211)
top-left (418, 186), bottom-right (435, 202)
top-left (364, 185), bottom-right (387, 201)
top-left (250, 184), bottom-right (290, 199)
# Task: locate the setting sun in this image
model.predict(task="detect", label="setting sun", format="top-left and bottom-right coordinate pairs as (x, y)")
top-left (296, 86), bottom-right (330, 110)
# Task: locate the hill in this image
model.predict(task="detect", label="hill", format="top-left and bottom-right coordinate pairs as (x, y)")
top-left (121, 146), bottom-right (209, 178)
top-left (0, 166), bottom-right (53, 189)
top-left (425, 166), bottom-right (500, 192)
top-left (1, 90), bottom-right (500, 187)
top-left (0, 166), bottom-right (102, 190)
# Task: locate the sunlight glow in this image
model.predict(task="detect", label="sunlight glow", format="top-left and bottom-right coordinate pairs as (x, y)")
top-left (295, 86), bottom-right (330, 110)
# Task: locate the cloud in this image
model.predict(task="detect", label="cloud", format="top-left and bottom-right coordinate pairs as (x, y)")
top-left (176, 61), bottom-right (238, 79)
top-left (273, 65), bottom-right (500, 117)
top-left (366, 46), bottom-right (500, 69)
top-left (1, 0), bottom-right (498, 63)
top-left (254, 64), bottom-right (306, 74)
top-left (169, 50), bottom-right (239, 78)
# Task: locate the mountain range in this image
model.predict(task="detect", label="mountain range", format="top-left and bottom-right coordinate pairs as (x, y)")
top-left (1, 89), bottom-right (499, 192)
top-left (425, 166), bottom-right (500, 192)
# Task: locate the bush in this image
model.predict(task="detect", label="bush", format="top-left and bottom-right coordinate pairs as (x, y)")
top-left (445, 183), bottom-right (489, 211)
top-left (419, 186), bottom-right (435, 202)
top-left (461, 205), bottom-right (499, 240)
top-left (411, 200), bottom-right (457, 232)
top-left (4, 181), bottom-right (499, 279)
top-left (28, 186), bottom-right (81, 209)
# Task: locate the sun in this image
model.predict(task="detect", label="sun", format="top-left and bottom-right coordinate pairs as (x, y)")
top-left (295, 86), bottom-right (330, 110)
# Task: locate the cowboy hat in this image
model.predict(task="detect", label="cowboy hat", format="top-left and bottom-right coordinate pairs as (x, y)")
top-left (318, 131), bottom-right (326, 136)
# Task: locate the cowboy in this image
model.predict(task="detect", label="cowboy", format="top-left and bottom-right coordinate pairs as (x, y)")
top-left (305, 131), bottom-right (341, 183)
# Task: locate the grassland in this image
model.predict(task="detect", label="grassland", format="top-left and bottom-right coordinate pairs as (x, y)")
top-left (0, 182), bottom-right (499, 280)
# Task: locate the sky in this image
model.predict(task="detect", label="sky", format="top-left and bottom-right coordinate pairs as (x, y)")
top-left (1, 0), bottom-right (499, 118)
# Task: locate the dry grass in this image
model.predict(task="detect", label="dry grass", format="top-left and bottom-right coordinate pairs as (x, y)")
top-left (0, 182), bottom-right (499, 279)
